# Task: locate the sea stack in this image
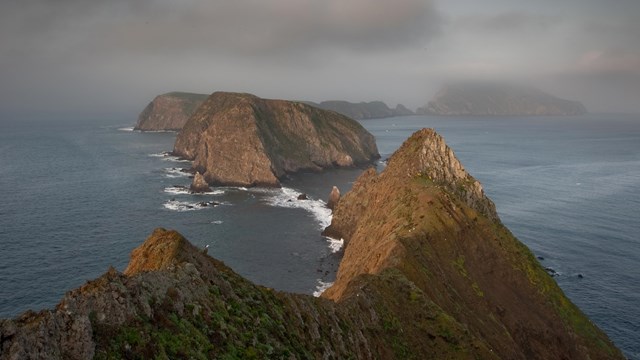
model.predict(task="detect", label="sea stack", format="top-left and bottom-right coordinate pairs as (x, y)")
top-left (173, 92), bottom-right (379, 187)
top-left (135, 92), bottom-right (208, 131)
top-left (189, 172), bottom-right (211, 193)
top-left (327, 186), bottom-right (341, 210)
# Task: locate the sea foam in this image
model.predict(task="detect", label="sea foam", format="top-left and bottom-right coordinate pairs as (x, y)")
top-left (163, 167), bottom-right (191, 178)
top-left (148, 152), bottom-right (191, 163)
top-left (313, 280), bottom-right (334, 297)
top-left (163, 186), bottom-right (225, 196)
top-left (163, 200), bottom-right (218, 212)
top-left (264, 187), bottom-right (332, 229)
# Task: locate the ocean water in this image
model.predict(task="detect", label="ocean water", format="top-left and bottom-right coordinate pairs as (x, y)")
top-left (1, 114), bottom-right (638, 358)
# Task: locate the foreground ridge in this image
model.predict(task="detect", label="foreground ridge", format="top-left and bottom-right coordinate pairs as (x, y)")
top-left (0, 130), bottom-right (623, 359)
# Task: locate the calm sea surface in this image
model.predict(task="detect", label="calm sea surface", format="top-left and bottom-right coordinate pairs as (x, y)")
top-left (1, 114), bottom-right (638, 358)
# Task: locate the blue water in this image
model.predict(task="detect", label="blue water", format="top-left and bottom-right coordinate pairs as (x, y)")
top-left (1, 114), bottom-right (638, 358)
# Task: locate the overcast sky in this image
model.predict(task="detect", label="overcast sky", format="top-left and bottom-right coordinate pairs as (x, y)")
top-left (1, 0), bottom-right (639, 119)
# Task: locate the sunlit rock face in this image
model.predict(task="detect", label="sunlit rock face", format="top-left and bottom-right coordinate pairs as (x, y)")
top-left (173, 92), bottom-right (379, 187)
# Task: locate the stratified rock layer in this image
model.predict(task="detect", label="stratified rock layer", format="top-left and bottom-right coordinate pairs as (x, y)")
top-left (135, 92), bottom-right (208, 131)
top-left (0, 130), bottom-right (623, 359)
top-left (173, 92), bottom-right (379, 187)
top-left (417, 82), bottom-right (587, 116)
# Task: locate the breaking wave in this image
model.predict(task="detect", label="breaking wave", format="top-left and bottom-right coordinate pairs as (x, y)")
top-left (163, 200), bottom-right (219, 212)
top-left (163, 186), bottom-right (225, 196)
top-left (313, 280), bottom-right (334, 297)
top-left (163, 167), bottom-right (191, 178)
top-left (264, 187), bottom-right (332, 229)
top-left (148, 152), bottom-right (191, 163)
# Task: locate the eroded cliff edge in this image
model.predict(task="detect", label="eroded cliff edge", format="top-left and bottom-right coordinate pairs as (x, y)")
top-left (173, 92), bottom-right (380, 187)
top-left (134, 92), bottom-right (208, 131)
top-left (0, 130), bottom-right (623, 359)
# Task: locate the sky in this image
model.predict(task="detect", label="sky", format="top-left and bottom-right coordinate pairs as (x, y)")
top-left (1, 0), bottom-right (639, 119)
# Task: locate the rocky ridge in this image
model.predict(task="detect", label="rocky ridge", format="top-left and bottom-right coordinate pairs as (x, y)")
top-left (134, 92), bottom-right (208, 131)
top-left (173, 92), bottom-right (379, 187)
top-left (0, 130), bottom-right (623, 359)
top-left (307, 100), bottom-right (414, 119)
top-left (417, 83), bottom-right (587, 116)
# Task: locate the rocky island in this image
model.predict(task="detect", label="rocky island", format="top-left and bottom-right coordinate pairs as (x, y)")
top-left (306, 100), bottom-right (414, 119)
top-left (134, 92), bottom-right (208, 131)
top-left (0, 129), bottom-right (623, 359)
top-left (417, 82), bottom-right (587, 116)
top-left (172, 92), bottom-right (379, 187)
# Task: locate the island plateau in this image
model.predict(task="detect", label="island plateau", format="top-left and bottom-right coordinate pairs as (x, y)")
top-left (172, 92), bottom-right (380, 187)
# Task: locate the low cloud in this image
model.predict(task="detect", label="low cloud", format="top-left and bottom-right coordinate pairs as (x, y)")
top-left (1, 0), bottom-right (639, 116)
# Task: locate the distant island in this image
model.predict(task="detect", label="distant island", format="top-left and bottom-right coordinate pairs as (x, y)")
top-left (417, 82), bottom-right (587, 116)
top-left (0, 129), bottom-right (622, 359)
top-left (305, 100), bottom-right (414, 119)
top-left (172, 92), bottom-right (379, 187)
top-left (134, 92), bottom-right (208, 131)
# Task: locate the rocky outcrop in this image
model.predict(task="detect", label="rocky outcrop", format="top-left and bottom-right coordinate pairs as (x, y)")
top-left (322, 128), bottom-right (622, 359)
top-left (0, 130), bottom-right (623, 359)
top-left (134, 92), bottom-right (208, 131)
top-left (417, 82), bottom-right (587, 116)
top-left (173, 92), bottom-right (379, 187)
top-left (189, 172), bottom-right (211, 193)
top-left (327, 186), bottom-right (341, 211)
top-left (307, 100), bottom-right (414, 119)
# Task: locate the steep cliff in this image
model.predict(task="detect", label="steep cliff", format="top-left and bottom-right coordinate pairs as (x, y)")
top-left (0, 130), bottom-right (623, 359)
top-left (323, 128), bottom-right (619, 359)
top-left (417, 83), bottom-right (587, 116)
top-left (307, 100), bottom-right (414, 119)
top-left (134, 92), bottom-right (208, 131)
top-left (173, 92), bottom-right (379, 187)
